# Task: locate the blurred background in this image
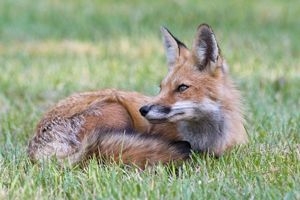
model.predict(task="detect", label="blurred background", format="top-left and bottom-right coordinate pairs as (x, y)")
top-left (0, 0), bottom-right (299, 149)
top-left (0, 1), bottom-right (299, 199)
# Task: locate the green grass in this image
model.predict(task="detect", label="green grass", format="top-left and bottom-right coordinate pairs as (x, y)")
top-left (0, 0), bottom-right (299, 199)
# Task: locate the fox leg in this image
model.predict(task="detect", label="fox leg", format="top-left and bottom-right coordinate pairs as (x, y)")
top-left (113, 92), bottom-right (151, 133)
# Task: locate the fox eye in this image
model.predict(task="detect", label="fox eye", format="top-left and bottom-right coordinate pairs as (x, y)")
top-left (176, 84), bottom-right (189, 93)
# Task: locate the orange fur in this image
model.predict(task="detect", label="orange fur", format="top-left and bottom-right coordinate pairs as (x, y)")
top-left (28, 24), bottom-right (247, 168)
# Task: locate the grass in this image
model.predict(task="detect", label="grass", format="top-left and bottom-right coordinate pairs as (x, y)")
top-left (0, 0), bottom-right (299, 199)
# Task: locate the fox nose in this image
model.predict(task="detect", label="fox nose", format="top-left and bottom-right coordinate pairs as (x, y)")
top-left (139, 105), bottom-right (152, 116)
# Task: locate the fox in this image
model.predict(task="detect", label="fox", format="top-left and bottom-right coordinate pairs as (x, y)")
top-left (27, 23), bottom-right (247, 168)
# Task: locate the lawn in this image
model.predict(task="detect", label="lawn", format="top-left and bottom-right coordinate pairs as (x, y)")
top-left (0, 0), bottom-right (299, 199)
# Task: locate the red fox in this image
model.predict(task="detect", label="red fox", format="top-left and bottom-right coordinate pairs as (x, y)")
top-left (27, 24), bottom-right (247, 168)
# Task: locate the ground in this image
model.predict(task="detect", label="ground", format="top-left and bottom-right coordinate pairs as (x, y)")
top-left (0, 0), bottom-right (299, 199)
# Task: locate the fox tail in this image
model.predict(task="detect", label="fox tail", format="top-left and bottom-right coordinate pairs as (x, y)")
top-left (67, 129), bottom-right (191, 168)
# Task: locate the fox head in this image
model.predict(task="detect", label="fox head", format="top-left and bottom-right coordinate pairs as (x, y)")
top-left (140, 24), bottom-right (233, 124)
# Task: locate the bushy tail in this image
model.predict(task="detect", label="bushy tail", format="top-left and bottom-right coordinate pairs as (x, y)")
top-left (67, 129), bottom-right (191, 168)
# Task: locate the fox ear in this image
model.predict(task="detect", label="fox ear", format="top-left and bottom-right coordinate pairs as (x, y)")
top-left (192, 24), bottom-right (221, 71)
top-left (161, 26), bottom-right (187, 70)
